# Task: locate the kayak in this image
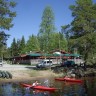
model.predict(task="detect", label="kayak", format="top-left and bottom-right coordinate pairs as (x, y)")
top-left (20, 83), bottom-right (57, 92)
top-left (55, 77), bottom-right (83, 83)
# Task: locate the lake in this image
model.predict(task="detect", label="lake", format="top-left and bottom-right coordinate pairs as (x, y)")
top-left (0, 76), bottom-right (96, 96)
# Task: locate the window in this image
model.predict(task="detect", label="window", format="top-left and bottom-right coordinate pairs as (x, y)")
top-left (47, 61), bottom-right (52, 63)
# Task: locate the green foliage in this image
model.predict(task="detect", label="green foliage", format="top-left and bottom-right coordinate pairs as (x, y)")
top-left (0, 0), bottom-right (16, 30)
top-left (4, 47), bottom-right (11, 58)
top-left (48, 32), bottom-right (67, 51)
top-left (70, 0), bottom-right (96, 36)
top-left (19, 36), bottom-right (26, 54)
top-left (0, 0), bottom-right (16, 54)
top-left (61, 24), bottom-right (70, 39)
top-left (61, 25), bottom-right (71, 51)
top-left (38, 6), bottom-right (56, 52)
top-left (0, 31), bottom-right (10, 46)
top-left (7, 5), bottom-right (68, 56)
top-left (70, 0), bottom-right (96, 63)
top-left (10, 36), bottom-right (26, 56)
top-left (25, 35), bottom-right (40, 52)
top-left (11, 38), bottom-right (18, 56)
top-left (69, 0), bottom-right (96, 64)
top-left (0, 44), bottom-right (7, 58)
top-left (0, 31), bottom-right (10, 57)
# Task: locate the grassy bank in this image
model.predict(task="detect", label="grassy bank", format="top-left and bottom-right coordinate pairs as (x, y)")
top-left (0, 69), bottom-right (61, 84)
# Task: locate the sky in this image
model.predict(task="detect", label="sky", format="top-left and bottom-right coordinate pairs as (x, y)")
top-left (6, 0), bottom-right (96, 47)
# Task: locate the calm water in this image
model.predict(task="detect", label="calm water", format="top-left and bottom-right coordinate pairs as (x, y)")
top-left (0, 77), bottom-right (96, 96)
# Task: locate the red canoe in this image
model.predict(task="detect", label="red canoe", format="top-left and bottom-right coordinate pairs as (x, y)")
top-left (55, 77), bottom-right (83, 83)
top-left (20, 83), bottom-right (57, 92)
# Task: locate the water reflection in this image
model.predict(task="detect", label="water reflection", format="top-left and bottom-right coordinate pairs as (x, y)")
top-left (55, 81), bottom-right (85, 96)
top-left (0, 77), bottom-right (96, 96)
top-left (83, 77), bottom-right (96, 96)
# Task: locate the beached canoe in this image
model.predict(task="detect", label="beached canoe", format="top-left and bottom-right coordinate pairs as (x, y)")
top-left (55, 77), bottom-right (83, 83)
top-left (20, 83), bottom-right (57, 92)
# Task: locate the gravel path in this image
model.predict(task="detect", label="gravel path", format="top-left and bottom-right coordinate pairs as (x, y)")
top-left (0, 64), bottom-right (35, 71)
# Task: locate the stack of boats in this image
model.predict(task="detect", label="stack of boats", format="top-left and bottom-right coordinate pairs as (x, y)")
top-left (0, 70), bottom-right (12, 79)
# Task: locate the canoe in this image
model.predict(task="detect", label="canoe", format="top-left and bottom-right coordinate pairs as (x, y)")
top-left (20, 83), bottom-right (57, 92)
top-left (6, 71), bottom-right (12, 79)
top-left (55, 77), bottom-right (83, 83)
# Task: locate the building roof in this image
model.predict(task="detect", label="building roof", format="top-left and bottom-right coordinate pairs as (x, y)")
top-left (27, 53), bottom-right (41, 56)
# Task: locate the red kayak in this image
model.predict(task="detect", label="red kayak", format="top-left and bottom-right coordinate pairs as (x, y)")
top-left (20, 83), bottom-right (57, 92)
top-left (55, 77), bottom-right (83, 83)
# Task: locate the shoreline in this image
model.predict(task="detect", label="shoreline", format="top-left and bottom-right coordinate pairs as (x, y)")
top-left (1, 64), bottom-right (96, 84)
top-left (0, 69), bottom-right (59, 84)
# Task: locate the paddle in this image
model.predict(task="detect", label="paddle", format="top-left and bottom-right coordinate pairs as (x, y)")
top-left (26, 86), bottom-right (34, 90)
top-left (43, 80), bottom-right (49, 87)
top-left (44, 80), bottom-right (48, 83)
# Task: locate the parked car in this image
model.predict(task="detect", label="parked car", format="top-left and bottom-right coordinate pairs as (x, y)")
top-left (0, 59), bottom-right (3, 66)
top-left (36, 59), bottom-right (53, 68)
top-left (61, 60), bottom-right (75, 67)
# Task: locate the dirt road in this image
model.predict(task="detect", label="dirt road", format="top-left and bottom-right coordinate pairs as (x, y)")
top-left (0, 64), bottom-right (35, 71)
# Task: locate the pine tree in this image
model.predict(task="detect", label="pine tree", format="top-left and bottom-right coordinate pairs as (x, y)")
top-left (70, 0), bottom-right (96, 36)
top-left (19, 36), bottom-right (26, 54)
top-left (25, 35), bottom-right (40, 52)
top-left (38, 6), bottom-right (56, 52)
top-left (69, 0), bottom-right (96, 64)
top-left (0, 0), bottom-right (16, 46)
top-left (11, 38), bottom-right (18, 56)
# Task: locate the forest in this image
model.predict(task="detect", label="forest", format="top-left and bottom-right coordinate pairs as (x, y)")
top-left (0, 0), bottom-right (96, 65)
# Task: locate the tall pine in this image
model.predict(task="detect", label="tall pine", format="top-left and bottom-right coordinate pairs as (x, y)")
top-left (19, 36), bottom-right (26, 54)
top-left (69, 0), bottom-right (96, 64)
top-left (11, 38), bottom-right (18, 56)
top-left (38, 6), bottom-right (56, 52)
top-left (0, 0), bottom-right (16, 46)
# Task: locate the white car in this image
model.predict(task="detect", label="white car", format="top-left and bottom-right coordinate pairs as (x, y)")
top-left (36, 59), bottom-right (53, 68)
